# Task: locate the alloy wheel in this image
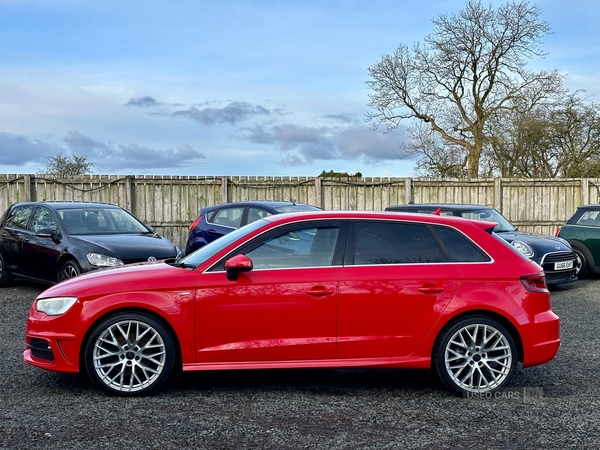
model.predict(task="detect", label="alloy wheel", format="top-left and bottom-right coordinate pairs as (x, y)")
top-left (443, 322), bottom-right (514, 393)
top-left (91, 319), bottom-right (168, 394)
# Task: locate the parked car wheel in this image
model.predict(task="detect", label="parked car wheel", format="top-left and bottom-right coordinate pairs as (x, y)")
top-left (573, 247), bottom-right (589, 279)
top-left (58, 260), bottom-right (81, 282)
top-left (0, 252), bottom-right (12, 287)
top-left (84, 312), bottom-right (175, 396)
top-left (434, 316), bottom-right (517, 396)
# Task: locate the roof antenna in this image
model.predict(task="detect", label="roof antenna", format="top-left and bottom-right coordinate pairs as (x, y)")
top-left (432, 208), bottom-right (442, 216)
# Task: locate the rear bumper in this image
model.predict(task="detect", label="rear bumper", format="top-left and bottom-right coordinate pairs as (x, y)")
top-left (522, 310), bottom-right (561, 367)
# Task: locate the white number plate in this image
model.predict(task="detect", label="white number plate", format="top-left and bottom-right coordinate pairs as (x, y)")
top-left (554, 261), bottom-right (574, 270)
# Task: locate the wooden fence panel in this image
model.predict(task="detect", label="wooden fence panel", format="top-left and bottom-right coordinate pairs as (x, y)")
top-left (1, 174), bottom-right (596, 249)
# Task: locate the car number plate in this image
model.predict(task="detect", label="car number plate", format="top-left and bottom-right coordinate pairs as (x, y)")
top-left (554, 261), bottom-right (574, 270)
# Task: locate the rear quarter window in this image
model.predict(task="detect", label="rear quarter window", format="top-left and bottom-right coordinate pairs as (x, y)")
top-left (575, 210), bottom-right (600, 226)
top-left (433, 226), bottom-right (491, 262)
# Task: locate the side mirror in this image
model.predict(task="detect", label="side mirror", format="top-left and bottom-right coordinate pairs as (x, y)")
top-left (225, 254), bottom-right (253, 281)
top-left (36, 228), bottom-right (55, 237)
top-left (36, 228), bottom-right (60, 243)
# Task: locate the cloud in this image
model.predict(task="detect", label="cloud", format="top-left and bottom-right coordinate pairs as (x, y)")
top-left (62, 131), bottom-right (207, 171)
top-left (322, 113), bottom-right (357, 124)
top-left (124, 96), bottom-right (278, 127)
top-left (124, 96), bottom-right (162, 108)
top-left (242, 122), bottom-right (408, 165)
top-left (172, 102), bottom-right (271, 126)
top-left (0, 132), bottom-right (61, 166)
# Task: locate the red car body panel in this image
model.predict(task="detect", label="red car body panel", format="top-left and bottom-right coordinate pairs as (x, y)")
top-left (24, 211), bottom-right (560, 384)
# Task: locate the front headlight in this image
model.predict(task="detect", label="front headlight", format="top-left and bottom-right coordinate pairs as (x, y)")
top-left (36, 297), bottom-right (78, 316)
top-left (511, 240), bottom-right (534, 258)
top-left (87, 253), bottom-right (124, 267)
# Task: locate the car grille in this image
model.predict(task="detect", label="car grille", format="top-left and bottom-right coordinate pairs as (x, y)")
top-left (28, 338), bottom-right (54, 362)
top-left (541, 251), bottom-right (576, 265)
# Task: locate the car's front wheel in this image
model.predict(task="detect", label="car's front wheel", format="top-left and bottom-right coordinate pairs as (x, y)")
top-left (434, 316), bottom-right (517, 396)
top-left (573, 248), bottom-right (589, 278)
top-left (0, 252), bottom-right (13, 287)
top-left (58, 260), bottom-right (81, 282)
top-left (84, 312), bottom-right (176, 396)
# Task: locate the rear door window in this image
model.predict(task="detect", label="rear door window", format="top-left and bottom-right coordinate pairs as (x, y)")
top-left (208, 207), bottom-right (244, 228)
top-left (350, 221), bottom-right (445, 265)
top-left (5, 205), bottom-right (35, 230)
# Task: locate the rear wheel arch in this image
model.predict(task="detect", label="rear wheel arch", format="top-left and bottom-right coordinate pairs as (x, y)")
top-left (432, 313), bottom-right (520, 396)
top-left (433, 311), bottom-right (523, 364)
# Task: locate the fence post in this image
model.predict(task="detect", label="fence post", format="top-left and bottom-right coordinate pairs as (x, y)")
top-left (315, 177), bottom-right (323, 209)
top-left (24, 175), bottom-right (33, 201)
top-left (494, 177), bottom-right (502, 211)
top-left (125, 176), bottom-right (135, 214)
top-left (582, 178), bottom-right (589, 205)
top-left (404, 178), bottom-right (412, 204)
top-left (221, 177), bottom-right (229, 203)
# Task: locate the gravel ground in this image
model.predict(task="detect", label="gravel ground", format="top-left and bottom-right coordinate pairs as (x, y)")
top-left (1, 279), bottom-right (598, 449)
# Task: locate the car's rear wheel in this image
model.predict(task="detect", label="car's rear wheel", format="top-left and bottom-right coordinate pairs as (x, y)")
top-left (573, 248), bottom-right (589, 278)
top-left (434, 316), bottom-right (517, 396)
top-left (84, 312), bottom-right (175, 396)
top-left (58, 260), bottom-right (81, 282)
top-left (0, 252), bottom-right (13, 287)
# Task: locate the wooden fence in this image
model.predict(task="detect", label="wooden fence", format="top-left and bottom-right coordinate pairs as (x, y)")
top-left (1, 174), bottom-right (598, 250)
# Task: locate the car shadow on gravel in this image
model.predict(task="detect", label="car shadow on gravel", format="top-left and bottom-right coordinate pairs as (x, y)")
top-left (166, 368), bottom-right (445, 397)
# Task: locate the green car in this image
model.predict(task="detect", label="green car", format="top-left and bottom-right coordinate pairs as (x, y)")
top-left (556, 204), bottom-right (600, 278)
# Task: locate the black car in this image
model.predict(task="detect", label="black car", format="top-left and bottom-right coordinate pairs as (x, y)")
top-left (385, 203), bottom-right (577, 285)
top-left (0, 201), bottom-right (183, 286)
top-left (185, 201), bottom-right (321, 254)
top-left (556, 204), bottom-right (600, 278)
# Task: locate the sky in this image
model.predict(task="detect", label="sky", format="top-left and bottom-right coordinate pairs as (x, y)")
top-left (1, 0), bottom-right (599, 178)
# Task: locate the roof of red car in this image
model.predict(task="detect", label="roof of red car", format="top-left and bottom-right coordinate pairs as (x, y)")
top-left (262, 210), bottom-right (497, 232)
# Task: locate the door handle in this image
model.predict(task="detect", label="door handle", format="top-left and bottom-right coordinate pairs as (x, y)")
top-left (418, 285), bottom-right (445, 294)
top-left (306, 286), bottom-right (335, 297)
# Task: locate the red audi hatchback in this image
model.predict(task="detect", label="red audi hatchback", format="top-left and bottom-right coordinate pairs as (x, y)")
top-left (24, 211), bottom-right (560, 396)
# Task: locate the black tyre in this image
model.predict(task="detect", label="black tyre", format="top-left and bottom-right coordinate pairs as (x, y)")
top-left (0, 252), bottom-right (13, 287)
top-left (84, 312), bottom-right (175, 396)
top-left (433, 316), bottom-right (517, 396)
top-left (573, 247), bottom-right (589, 279)
top-left (58, 260), bottom-right (81, 282)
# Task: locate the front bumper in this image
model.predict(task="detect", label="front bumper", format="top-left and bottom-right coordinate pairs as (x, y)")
top-left (539, 251), bottom-right (578, 285)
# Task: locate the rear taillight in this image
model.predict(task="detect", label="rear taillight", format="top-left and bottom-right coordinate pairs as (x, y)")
top-left (189, 216), bottom-right (202, 231)
top-left (520, 274), bottom-right (548, 292)
top-left (555, 227), bottom-right (561, 236)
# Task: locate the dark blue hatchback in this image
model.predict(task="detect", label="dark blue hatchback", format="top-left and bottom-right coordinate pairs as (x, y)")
top-left (185, 201), bottom-right (321, 254)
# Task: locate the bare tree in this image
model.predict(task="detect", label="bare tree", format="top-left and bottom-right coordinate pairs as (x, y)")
top-left (41, 153), bottom-right (94, 178)
top-left (485, 93), bottom-right (600, 177)
top-left (367, 0), bottom-right (565, 178)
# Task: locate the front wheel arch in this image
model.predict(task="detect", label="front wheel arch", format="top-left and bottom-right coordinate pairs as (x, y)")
top-left (569, 243), bottom-right (592, 278)
top-left (80, 307), bottom-right (183, 378)
top-left (0, 251), bottom-right (13, 287)
top-left (83, 311), bottom-right (178, 396)
top-left (57, 258), bottom-right (81, 282)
